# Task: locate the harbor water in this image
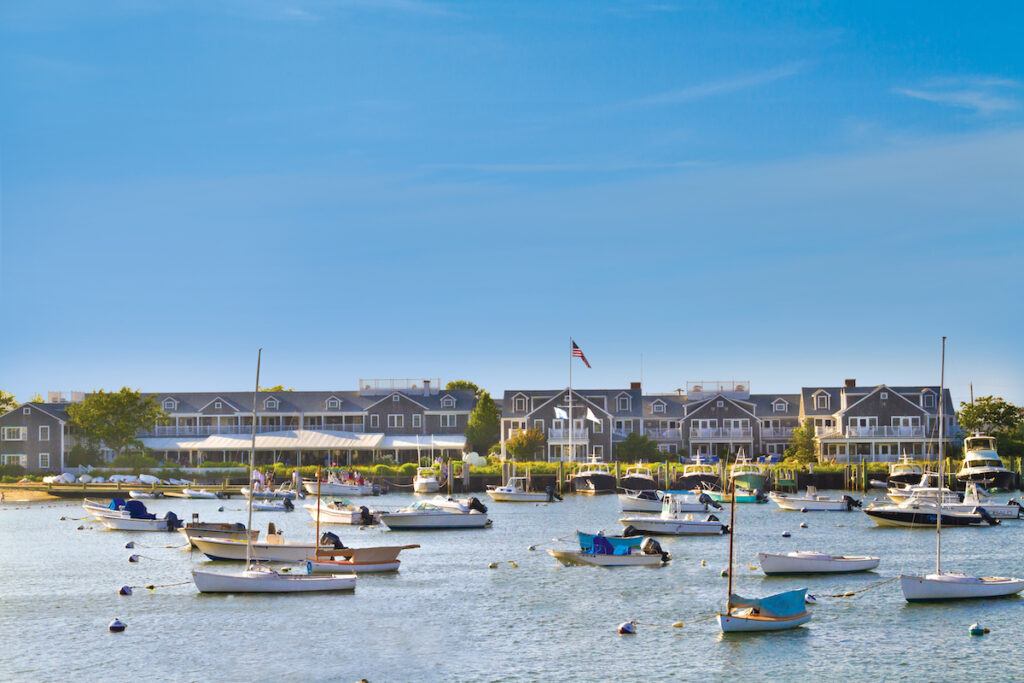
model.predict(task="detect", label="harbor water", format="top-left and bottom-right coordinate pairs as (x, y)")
top-left (2, 491), bottom-right (1022, 682)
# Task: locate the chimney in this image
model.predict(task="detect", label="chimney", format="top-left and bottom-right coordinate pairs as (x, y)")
top-left (844, 378), bottom-right (856, 389)
top-left (423, 379), bottom-right (431, 396)
top-left (630, 381), bottom-right (641, 391)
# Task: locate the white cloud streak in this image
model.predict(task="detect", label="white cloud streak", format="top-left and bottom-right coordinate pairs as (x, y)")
top-left (613, 62), bottom-right (805, 110)
top-left (895, 76), bottom-right (1021, 116)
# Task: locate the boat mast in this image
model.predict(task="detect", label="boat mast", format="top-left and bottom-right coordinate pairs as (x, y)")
top-left (726, 475), bottom-right (737, 613)
top-left (315, 465), bottom-right (322, 558)
top-left (246, 348), bottom-right (262, 571)
top-left (936, 335), bottom-right (946, 575)
top-left (568, 336), bottom-right (574, 465)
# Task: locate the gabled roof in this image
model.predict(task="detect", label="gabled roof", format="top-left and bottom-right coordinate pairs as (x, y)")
top-left (642, 394), bottom-right (687, 418)
top-left (684, 394), bottom-right (758, 420)
top-left (841, 384), bottom-right (927, 415)
top-left (1, 402), bottom-right (70, 422)
top-left (198, 396), bottom-right (242, 412)
top-left (749, 393), bottom-right (800, 417)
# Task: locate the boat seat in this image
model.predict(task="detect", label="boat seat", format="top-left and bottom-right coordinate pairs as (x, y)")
top-left (265, 532), bottom-right (285, 545)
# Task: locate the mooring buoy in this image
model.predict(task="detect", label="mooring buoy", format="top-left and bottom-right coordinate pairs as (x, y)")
top-left (108, 618), bottom-right (127, 633)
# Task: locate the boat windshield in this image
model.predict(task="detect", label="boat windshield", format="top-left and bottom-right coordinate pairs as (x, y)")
top-left (965, 436), bottom-right (997, 451)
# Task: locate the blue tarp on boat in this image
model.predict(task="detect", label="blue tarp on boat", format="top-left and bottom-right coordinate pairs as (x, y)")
top-left (123, 499), bottom-right (156, 520)
top-left (577, 531), bottom-right (642, 556)
top-left (729, 589), bottom-right (807, 617)
top-left (109, 498), bottom-right (127, 510)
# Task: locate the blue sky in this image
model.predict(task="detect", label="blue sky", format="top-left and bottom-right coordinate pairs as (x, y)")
top-left (1, 1), bottom-right (1022, 405)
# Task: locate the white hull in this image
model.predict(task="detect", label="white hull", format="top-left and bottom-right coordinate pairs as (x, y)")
top-left (769, 493), bottom-right (850, 512)
top-left (303, 503), bottom-right (380, 525)
top-left (192, 568), bottom-right (356, 593)
top-left (179, 526), bottom-right (257, 546)
top-left (193, 537), bottom-right (326, 562)
top-left (98, 515), bottom-right (177, 532)
top-left (302, 481), bottom-right (375, 497)
top-left (618, 494), bottom-right (663, 512)
top-left (718, 611), bottom-right (812, 632)
top-left (307, 559), bottom-right (400, 573)
top-left (759, 552), bottom-right (880, 574)
top-left (547, 549), bottom-right (665, 567)
top-left (619, 516), bottom-right (726, 535)
top-left (380, 511), bottom-right (489, 529)
top-left (182, 489), bottom-right (219, 499)
top-left (252, 502), bottom-right (290, 512)
top-left (241, 487), bottom-right (296, 500)
top-left (900, 573), bottom-right (1024, 601)
top-left (487, 490), bottom-right (549, 502)
top-left (413, 480), bottom-right (440, 494)
top-left (128, 490), bottom-right (160, 499)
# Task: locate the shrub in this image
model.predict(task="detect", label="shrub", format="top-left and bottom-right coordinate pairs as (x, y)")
top-left (200, 460), bottom-right (248, 468)
top-left (109, 451), bottom-right (159, 470)
top-left (374, 464), bottom-right (398, 476)
top-left (398, 463), bottom-right (418, 476)
top-left (0, 464), bottom-right (26, 479)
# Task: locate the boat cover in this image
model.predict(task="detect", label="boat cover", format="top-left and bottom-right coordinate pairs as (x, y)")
top-left (729, 589), bottom-right (807, 617)
top-left (577, 532), bottom-right (642, 556)
top-left (124, 500), bottom-right (156, 520)
top-left (109, 498), bottom-right (127, 510)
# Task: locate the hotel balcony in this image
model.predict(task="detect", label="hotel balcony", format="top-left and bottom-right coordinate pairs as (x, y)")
top-left (141, 423), bottom-right (366, 437)
top-left (818, 426), bottom-right (926, 439)
top-left (761, 427), bottom-right (795, 439)
top-left (548, 428), bottom-right (589, 443)
top-left (646, 427), bottom-right (682, 441)
top-left (612, 428), bottom-right (635, 440)
top-left (689, 427), bottom-right (753, 441)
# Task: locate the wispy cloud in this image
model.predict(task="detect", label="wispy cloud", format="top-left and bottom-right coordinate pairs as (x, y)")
top-left (612, 62), bottom-right (805, 110)
top-left (895, 76), bottom-right (1021, 116)
top-left (422, 160), bottom-right (704, 174)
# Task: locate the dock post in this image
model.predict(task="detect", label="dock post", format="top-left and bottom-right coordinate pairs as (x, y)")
top-left (614, 461), bottom-right (620, 488)
top-left (462, 458), bottom-right (470, 493)
top-left (557, 461), bottom-right (564, 495)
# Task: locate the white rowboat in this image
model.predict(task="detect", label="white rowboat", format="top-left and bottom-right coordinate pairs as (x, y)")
top-left (900, 573), bottom-right (1024, 601)
top-left (758, 551), bottom-right (880, 574)
top-left (192, 567), bottom-right (356, 593)
top-left (547, 549), bottom-right (665, 567)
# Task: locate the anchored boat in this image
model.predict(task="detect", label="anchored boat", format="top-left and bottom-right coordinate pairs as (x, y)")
top-left (548, 531), bottom-right (669, 567)
top-left (571, 458), bottom-right (617, 495)
top-left (619, 494), bottom-right (728, 536)
top-left (303, 499), bottom-right (381, 525)
top-left (758, 551), bottom-right (879, 575)
top-left (673, 455), bottom-right (721, 492)
top-left (486, 476), bottom-right (557, 503)
top-left (379, 497), bottom-right (491, 530)
top-left (768, 487), bottom-right (862, 512)
top-left (729, 450), bottom-right (767, 492)
top-left (957, 434), bottom-right (1014, 491)
top-left (619, 464), bottom-right (657, 492)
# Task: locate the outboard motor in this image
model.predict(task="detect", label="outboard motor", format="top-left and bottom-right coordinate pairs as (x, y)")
top-left (359, 505), bottom-right (373, 526)
top-left (621, 525), bottom-right (641, 537)
top-left (976, 507), bottom-right (1000, 526)
top-left (467, 497), bottom-right (488, 514)
top-left (843, 495), bottom-right (862, 511)
top-left (1009, 499), bottom-right (1022, 518)
top-left (283, 498), bottom-right (294, 512)
top-left (319, 531), bottom-right (346, 549)
top-left (698, 492), bottom-right (722, 510)
top-left (753, 489), bottom-right (768, 504)
top-left (640, 537), bottom-right (670, 563)
top-left (165, 511), bottom-right (182, 530)
top-left (544, 483), bottom-right (563, 502)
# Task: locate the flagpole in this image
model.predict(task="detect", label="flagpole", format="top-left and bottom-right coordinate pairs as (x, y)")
top-left (568, 337), bottom-right (573, 464)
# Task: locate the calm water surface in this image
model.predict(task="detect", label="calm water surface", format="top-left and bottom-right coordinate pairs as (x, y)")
top-left (2, 491), bottom-right (1022, 682)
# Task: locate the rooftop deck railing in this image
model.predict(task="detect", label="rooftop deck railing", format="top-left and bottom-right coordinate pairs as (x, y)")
top-left (689, 427), bottom-right (753, 440)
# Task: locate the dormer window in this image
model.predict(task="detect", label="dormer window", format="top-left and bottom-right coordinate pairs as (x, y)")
top-left (922, 393), bottom-right (935, 408)
top-left (514, 397), bottom-right (526, 412)
top-left (814, 393), bottom-right (829, 410)
top-left (23, 407), bottom-right (31, 415)
top-left (326, 398), bottom-right (341, 410)
top-left (392, 394), bottom-right (400, 403)
top-left (162, 398), bottom-right (178, 411)
top-left (441, 396), bottom-right (456, 408)
top-left (617, 396), bottom-right (630, 411)
top-left (773, 401), bottom-right (786, 413)
top-left (652, 401), bottom-right (665, 414)
top-left (264, 397), bottom-right (279, 410)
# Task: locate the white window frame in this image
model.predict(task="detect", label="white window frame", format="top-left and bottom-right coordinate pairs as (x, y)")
top-left (617, 396), bottom-right (630, 412)
top-left (2, 454), bottom-right (27, 467)
top-left (716, 400), bottom-right (724, 407)
top-left (392, 394), bottom-right (400, 403)
top-left (533, 419), bottom-right (544, 431)
top-left (264, 397), bottom-right (279, 409)
top-left (39, 452), bottom-right (50, 468)
top-left (880, 392), bottom-right (888, 400)
top-left (412, 414), bottom-right (422, 428)
top-left (23, 407), bottom-right (31, 415)
top-left (162, 398), bottom-right (177, 411)
top-left (694, 419), bottom-right (717, 429)
top-left (814, 394), bottom-right (829, 410)
top-left (652, 401), bottom-right (665, 414)
top-left (214, 401), bottom-right (222, 409)
top-left (369, 414), bottom-right (380, 429)
top-left (849, 416), bottom-right (878, 427)
top-left (891, 416), bottom-right (921, 427)
top-left (327, 398), bottom-right (341, 410)
top-left (2, 427), bottom-right (27, 441)
top-left (922, 393), bottom-right (935, 408)
top-left (592, 419), bottom-right (603, 434)
top-left (441, 397), bottom-right (455, 408)
top-left (773, 401), bottom-right (786, 413)
top-left (38, 425), bottom-right (50, 441)
top-left (514, 397), bottom-right (527, 412)
top-left (440, 414), bottom-right (456, 428)
top-left (387, 414), bottom-right (404, 428)
top-left (724, 418), bottom-right (749, 429)
top-left (592, 445), bottom-right (604, 459)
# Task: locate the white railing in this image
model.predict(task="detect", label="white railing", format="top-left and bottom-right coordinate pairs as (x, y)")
top-left (761, 427), bottom-right (795, 439)
top-left (689, 427), bottom-right (753, 440)
top-left (548, 428), bottom-right (589, 441)
top-left (612, 428), bottom-right (635, 439)
top-left (647, 428), bottom-right (681, 440)
top-left (819, 425), bottom-right (926, 439)
top-left (141, 422), bottom-right (364, 437)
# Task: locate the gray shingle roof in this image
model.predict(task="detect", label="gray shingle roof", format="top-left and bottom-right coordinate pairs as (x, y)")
top-left (144, 390), bottom-right (477, 414)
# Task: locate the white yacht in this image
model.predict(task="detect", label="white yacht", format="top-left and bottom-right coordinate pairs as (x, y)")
top-left (957, 434), bottom-right (1014, 491)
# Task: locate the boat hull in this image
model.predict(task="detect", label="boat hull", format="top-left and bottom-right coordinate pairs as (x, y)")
top-left (619, 517), bottom-right (727, 535)
top-left (673, 473), bottom-right (720, 492)
top-left (718, 611), bottom-right (812, 632)
top-left (303, 503), bottom-right (380, 525)
top-left (98, 516), bottom-right (178, 532)
top-left (179, 525), bottom-right (257, 547)
top-left (486, 490), bottom-right (550, 502)
top-left (302, 481), bottom-right (376, 497)
top-left (769, 493), bottom-right (851, 512)
top-left (192, 537), bottom-right (327, 562)
top-left (192, 569), bottom-right (356, 593)
top-left (379, 512), bottom-right (490, 529)
top-left (412, 480), bottom-right (440, 494)
top-left (758, 552), bottom-right (879, 574)
top-left (547, 549), bottom-right (665, 567)
top-left (572, 473), bottom-right (617, 495)
top-left (181, 489), bottom-right (219, 499)
top-left (900, 574), bottom-right (1024, 601)
top-left (956, 469), bottom-right (1015, 491)
top-left (864, 508), bottom-right (989, 527)
top-left (619, 475), bottom-right (658, 492)
top-left (618, 493), bottom-right (663, 512)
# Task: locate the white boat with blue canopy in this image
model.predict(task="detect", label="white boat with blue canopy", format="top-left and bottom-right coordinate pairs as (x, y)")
top-left (547, 531), bottom-right (669, 567)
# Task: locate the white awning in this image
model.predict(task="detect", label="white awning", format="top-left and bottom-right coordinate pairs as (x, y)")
top-left (380, 434), bottom-right (466, 450)
top-left (143, 430), bottom-right (382, 452)
top-left (140, 437), bottom-right (215, 451)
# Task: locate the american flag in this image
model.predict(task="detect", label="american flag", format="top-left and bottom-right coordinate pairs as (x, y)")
top-left (571, 340), bottom-right (591, 368)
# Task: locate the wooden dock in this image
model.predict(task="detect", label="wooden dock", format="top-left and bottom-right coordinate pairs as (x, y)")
top-left (0, 482), bottom-right (245, 499)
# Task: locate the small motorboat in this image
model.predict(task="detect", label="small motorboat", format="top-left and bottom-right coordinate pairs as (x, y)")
top-left (547, 531), bottom-right (669, 567)
top-left (379, 497), bottom-right (491, 530)
top-left (306, 538), bottom-right (420, 573)
top-left (192, 566), bottom-right (356, 593)
top-left (619, 490), bottom-right (665, 512)
top-left (95, 500), bottom-right (183, 532)
top-left (768, 487), bottom-right (862, 512)
top-left (619, 494), bottom-right (729, 536)
top-left (864, 499), bottom-right (1000, 527)
top-left (302, 476), bottom-right (378, 497)
top-left (303, 499), bottom-right (380, 525)
top-left (241, 484), bottom-right (297, 500)
top-left (128, 490), bottom-right (162, 499)
top-left (718, 589), bottom-right (813, 633)
top-left (412, 468), bottom-right (441, 494)
top-left (192, 530), bottom-right (334, 562)
top-left (886, 473), bottom-right (955, 504)
top-left (673, 455), bottom-right (720, 491)
top-left (486, 476), bottom-right (557, 503)
top-left (900, 572), bottom-right (1024, 601)
top-left (893, 483), bottom-right (1021, 520)
top-left (619, 464), bottom-right (657, 492)
top-left (957, 434), bottom-right (1015, 491)
top-left (888, 453), bottom-right (924, 487)
top-left (253, 498), bottom-right (295, 513)
top-left (181, 488), bottom-right (220, 499)
top-left (758, 551), bottom-right (880, 575)
top-left (571, 457), bottom-right (617, 495)
top-left (179, 521), bottom-right (258, 548)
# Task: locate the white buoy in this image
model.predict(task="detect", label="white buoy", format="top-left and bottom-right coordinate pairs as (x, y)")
top-left (799, 522), bottom-right (808, 529)
top-left (805, 594), bottom-right (817, 604)
top-left (969, 622), bottom-right (989, 636)
top-left (617, 620), bottom-right (637, 635)
top-left (108, 618), bottom-right (127, 633)
top-left (782, 531), bottom-right (791, 538)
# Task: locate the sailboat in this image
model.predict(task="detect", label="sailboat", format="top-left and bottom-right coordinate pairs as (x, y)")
top-left (718, 478), bottom-right (812, 632)
top-left (412, 436), bottom-right (441, 494)
top-left (899, 337), bottom-right (1024, 602)
top-left (192, 350), bottom-right (357, 594)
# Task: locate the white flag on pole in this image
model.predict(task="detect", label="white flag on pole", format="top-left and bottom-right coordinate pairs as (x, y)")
top-left (586, 408), bottom-right (602, 424)
top-left (554, 406), bottom-right (568, 419)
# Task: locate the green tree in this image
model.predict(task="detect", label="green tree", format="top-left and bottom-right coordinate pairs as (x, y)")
top-left (28, 393), bottom-right (43, 403)
top-left (614, 432), bottom-right (660, 461)
top-left (784, 418), bottom-right (818, 464)
top-left (259, 385), bottom-right (293, 392)
top-left (506, 427), bottom-right (545, 459)
top-left (465, 390), bottom-right (500, 454)
top-left (67, 388), bottom-right (166, 456)
top-left (445, 380), bottom-right (481, 394)
top-left (958, 396), bottom-right (1023, 436)
top-left (0, 390), bottom-right (17, 414)
top-left (67, 442), bottom-right (104, 467)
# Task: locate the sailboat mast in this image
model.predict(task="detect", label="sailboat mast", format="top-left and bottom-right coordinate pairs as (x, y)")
top-left (246, 348), bottom-right (262, 571)
top-left (726, 476), bottom-right (737, 612)
top-left (315, 465), bottom-right (322, 557)
top-left (936, 335), bottom-right (946, 575)
top-left (568, 337), bottom-right (573, 464)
